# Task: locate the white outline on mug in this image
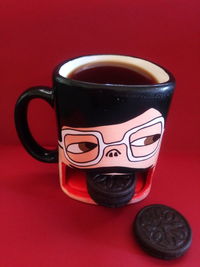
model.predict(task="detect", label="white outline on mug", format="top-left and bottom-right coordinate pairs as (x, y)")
top-left (59, 116), bottom-right (164, 167)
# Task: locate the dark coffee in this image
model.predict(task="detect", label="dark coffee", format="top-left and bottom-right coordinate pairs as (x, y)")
top-left (68, 63), bottom-right (157, 85)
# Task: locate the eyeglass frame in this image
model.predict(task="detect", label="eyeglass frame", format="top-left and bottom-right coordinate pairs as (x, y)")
top-left (59, 116), bottom-right (164, 167)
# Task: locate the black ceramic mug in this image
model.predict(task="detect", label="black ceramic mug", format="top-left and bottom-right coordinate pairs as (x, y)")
top-left (15, 55), bottom-right (175, 207)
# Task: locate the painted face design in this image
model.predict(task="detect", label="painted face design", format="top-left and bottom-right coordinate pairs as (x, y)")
top-left (59, 108), bottom-right (164, 169)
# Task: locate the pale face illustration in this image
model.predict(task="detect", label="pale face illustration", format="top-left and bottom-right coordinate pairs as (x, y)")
top-left (59, 108), bottom-right (164, 170)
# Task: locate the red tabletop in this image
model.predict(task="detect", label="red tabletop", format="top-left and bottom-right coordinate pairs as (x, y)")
top-left (1, 0), bottom-right (200, 266)
top-left (0, 145), bottom-right (199, 267)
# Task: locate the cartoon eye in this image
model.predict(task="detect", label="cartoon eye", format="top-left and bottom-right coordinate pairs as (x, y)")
top-left (131, 134), bottom-right (161, 147)
top-left (67, 142), bottom-right (98, 154)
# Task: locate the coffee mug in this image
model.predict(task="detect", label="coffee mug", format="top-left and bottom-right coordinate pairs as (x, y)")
top-left (15, 55), bottom-right (175, 207)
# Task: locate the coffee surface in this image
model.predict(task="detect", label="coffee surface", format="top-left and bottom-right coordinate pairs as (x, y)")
top-left (68, 64), bottom-right (157, 85)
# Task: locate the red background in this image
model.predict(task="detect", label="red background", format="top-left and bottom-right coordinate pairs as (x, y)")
top-left (1, 0), bottom-right (200, 266)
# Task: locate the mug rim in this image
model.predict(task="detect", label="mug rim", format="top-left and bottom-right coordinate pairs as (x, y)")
top-left (53, 54), bottom-right (175, 91)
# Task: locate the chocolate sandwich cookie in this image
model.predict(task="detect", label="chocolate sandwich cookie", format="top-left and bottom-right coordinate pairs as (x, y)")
top-left (133, 204), bottom-right (192, 260)
top-left (87, 172), bottom-right (136, 208)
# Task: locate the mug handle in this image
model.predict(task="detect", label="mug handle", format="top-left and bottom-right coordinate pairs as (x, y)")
top-left (14, 86), bottom-right (58, 163)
